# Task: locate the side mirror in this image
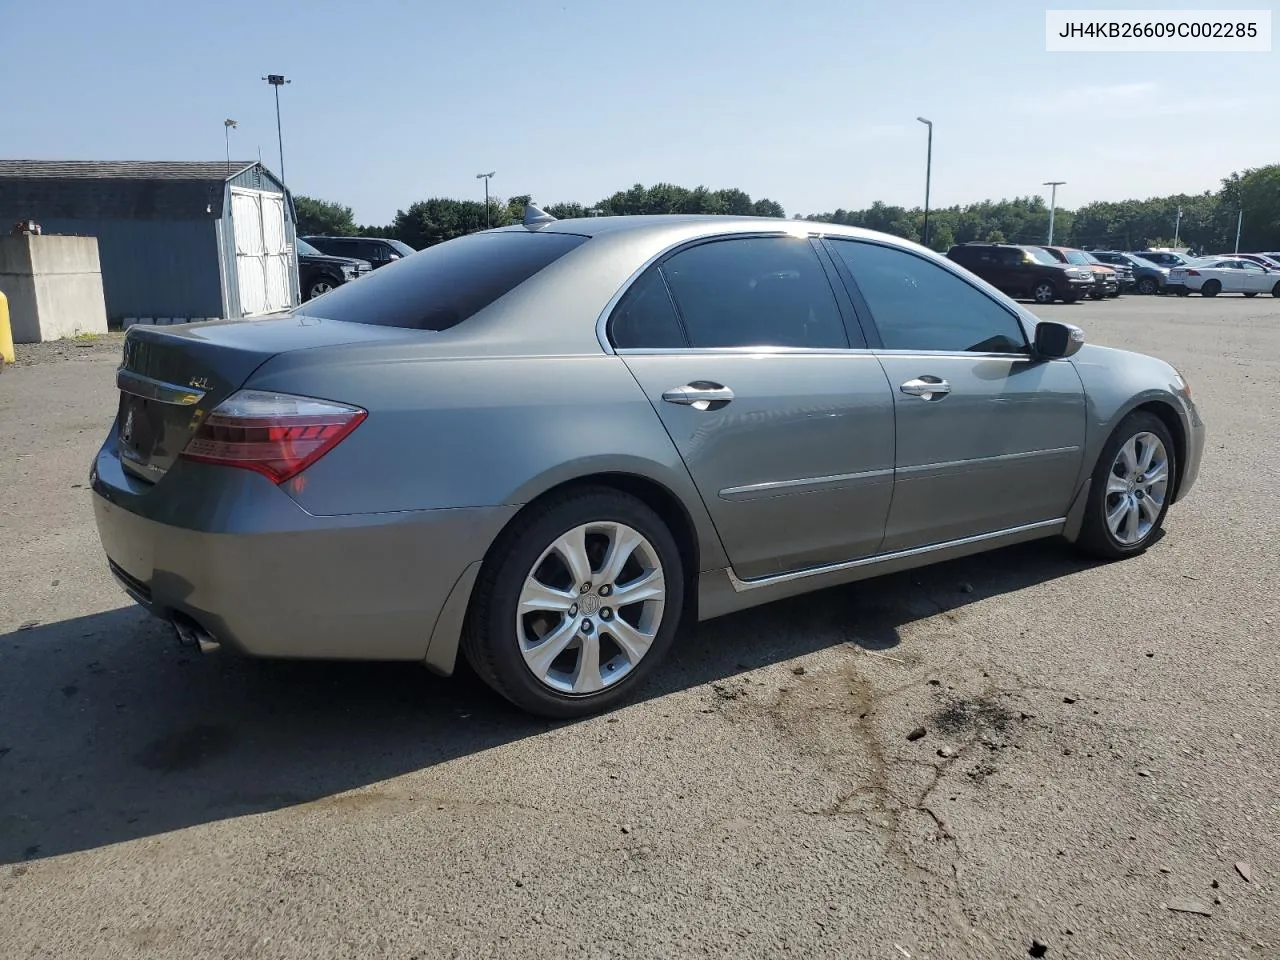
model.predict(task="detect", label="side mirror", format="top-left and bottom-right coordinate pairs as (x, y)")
top-left (1034, 320), bottom-right (1085, 359)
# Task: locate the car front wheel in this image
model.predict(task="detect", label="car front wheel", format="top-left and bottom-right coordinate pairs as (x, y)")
top-left (307, 278), bottom-right (336, 300)
top-left (1075, 411), bottom-right (1177, 560)
top-left (463, 487), bottom-right (684, 718)
top-left (1033, 281), bottom-right (1057, 304)
top-left (1136, 277), bottom-right (1159, 295)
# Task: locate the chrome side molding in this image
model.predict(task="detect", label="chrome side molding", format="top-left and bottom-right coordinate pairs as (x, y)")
top-left (726, 518), bottom-right (1067, 592)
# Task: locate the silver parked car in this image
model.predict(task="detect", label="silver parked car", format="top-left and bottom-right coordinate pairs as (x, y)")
top-left (92, 211), bottom-right (1205, 717)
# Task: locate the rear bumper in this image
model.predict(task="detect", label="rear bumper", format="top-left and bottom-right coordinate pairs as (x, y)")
top-left (91, 438), bottom-right (515, 662)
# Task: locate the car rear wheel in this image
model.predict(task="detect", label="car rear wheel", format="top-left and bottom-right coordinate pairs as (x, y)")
top-left (463, 487), bottom-right (684, 718)
top-left (1032, 281), bottom-right (1057, 304)
top-left (1136, 277), bottom-right (1159, 295)
top-left (1075, 411), bottom-right (1177, 560)
top-left (1201, 280), bottom-right (1221, 297)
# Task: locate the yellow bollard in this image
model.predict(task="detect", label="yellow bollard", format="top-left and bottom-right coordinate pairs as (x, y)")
top-left (0, 289), bottom-right (13, 365)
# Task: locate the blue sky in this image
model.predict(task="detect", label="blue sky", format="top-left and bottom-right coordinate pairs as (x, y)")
top-left (4, 0), bottom-right (1275, 223)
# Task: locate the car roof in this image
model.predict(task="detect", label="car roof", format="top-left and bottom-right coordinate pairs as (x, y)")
top-left (490, 214), bottom-right (918, 246)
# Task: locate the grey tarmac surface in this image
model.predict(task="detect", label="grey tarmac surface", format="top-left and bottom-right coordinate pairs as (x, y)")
top-left (1, 299), bottom-right (1276, 960)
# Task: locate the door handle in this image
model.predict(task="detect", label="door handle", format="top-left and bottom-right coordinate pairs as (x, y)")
top-left (900, 377), bottom-right (951, 401)
top-left (662, 383), bottom-right (735, 410)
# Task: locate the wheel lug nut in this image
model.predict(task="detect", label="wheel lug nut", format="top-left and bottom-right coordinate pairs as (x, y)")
top-left (599, 584), bottom-right (612, 597)
top-left (580, 582), bottom-right (592, 594)
top-left (569, 603), bottom-right (578, 616)
top-left (580, 619), bottom-right (594, 634)
top-left (600, 608), bottom-right (613, 621)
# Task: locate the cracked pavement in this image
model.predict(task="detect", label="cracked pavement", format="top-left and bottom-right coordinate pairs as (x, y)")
top-left (1, 297), bottom-right (1277, 959)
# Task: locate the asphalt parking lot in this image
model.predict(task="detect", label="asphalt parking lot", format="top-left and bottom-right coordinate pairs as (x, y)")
top-left (1, 295), bottom-right (1277, 960)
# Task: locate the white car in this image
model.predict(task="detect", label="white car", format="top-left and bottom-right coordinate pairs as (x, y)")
top-left (1168, 257), bottom-right (1280, 298)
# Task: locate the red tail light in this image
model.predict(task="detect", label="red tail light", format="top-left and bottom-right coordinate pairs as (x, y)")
top-left (1185, 269), bottom-right (1200, 276)
top-left (181, 390), bottom-right (367, 484)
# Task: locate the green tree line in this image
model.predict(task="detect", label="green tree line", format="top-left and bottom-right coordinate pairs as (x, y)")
top-left (295, 164), bottom-right (1280, 254)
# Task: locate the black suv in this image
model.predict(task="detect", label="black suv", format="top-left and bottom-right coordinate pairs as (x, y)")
top-left (296, 238), bottom-right (372, 301)
top-left (946, 242), bottom-right (1095, 304)
top-left (302, 236), bottom-right (416, 269)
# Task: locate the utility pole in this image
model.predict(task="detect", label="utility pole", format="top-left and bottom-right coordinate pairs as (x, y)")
top-left (223, 119), bottom-right (237, 176)
top-left (476, 171), bottom-right (496, 228)
top-left (1234, 208), bottom-right (1243, 253)
top-left (262, 75), bottom-right (290, 183)
top-left (1043, 181), bottom-right (1066, 244)
top-left (917, 117), bottom-right (933, 248)
top-left (1173, 205), bottom-right (1183, 248)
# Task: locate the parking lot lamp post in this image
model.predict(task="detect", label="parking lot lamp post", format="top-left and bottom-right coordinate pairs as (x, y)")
top-left (262, 75), bottom-right (290, 184)
top-left (917, 117), bottom-right (932, 247)
top-left (476, 172), bottom-right (496, 228)
top-left (1234, 208), bottom-right (1243, 253)
top-left (1044, 181), bottom-right (1066, 245)
top-left (223, 119), bottom-right (237, 177)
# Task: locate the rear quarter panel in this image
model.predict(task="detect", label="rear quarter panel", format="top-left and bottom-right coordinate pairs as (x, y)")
top-left (244, 352), bottom-right (731, 572)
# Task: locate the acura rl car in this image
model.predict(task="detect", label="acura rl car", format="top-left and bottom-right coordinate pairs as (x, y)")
top-left (91, 209), bottom-right (1205, 717)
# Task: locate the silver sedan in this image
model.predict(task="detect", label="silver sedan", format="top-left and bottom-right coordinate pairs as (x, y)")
top-left (92, 210), bottom-right (1205, 717)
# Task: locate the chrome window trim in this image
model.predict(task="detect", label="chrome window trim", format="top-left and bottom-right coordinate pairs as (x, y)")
top-left (594, 229), bottom-right (829, 354)
top-left (726, 518), bottom-right (1066, 592)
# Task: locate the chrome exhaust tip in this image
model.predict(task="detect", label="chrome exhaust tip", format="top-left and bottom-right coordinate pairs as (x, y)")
top-left (172, 616), bottom-right (221, 655)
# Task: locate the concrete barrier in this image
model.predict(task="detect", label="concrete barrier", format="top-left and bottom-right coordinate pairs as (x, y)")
top-left (0, 235), bottom-right (109, 342)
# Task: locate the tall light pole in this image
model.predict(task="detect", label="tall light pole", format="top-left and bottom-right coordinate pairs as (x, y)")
top-left (1044, 181), bottom-right (1066, 244)
top-left (1173, 205), bottom-right (1183, 248)
top-left (223, 119), bottom-right (237, 176)
top-left (917, 117), bottom-right (932, 248)
top-left (262, 74), bottom-right (290, 183)
top-left (476, 171), bottom-right (496, 228)
top-left (1234, 207), bottom-right (1244, 253)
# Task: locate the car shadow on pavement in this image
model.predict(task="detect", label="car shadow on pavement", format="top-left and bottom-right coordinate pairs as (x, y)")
top-left (0, 539), bottom-right (1100, 865)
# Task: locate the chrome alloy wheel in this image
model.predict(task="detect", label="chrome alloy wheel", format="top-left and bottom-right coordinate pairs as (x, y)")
top-left (1105, 431), bottom-right (1169, 545)
top-left (517, 522), bottom-right (666, 694)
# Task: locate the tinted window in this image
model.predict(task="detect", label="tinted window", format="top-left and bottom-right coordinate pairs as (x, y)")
top-left (997, 248), bottom-right (1026, 266)
top-left (1063, 250), bottom-right (1091, 265)
top-left (610, 269), bottom-right (686, 349)
top-left (830, 240), bottom-right (1028, 354)
top-left (302, 231), bottom-right (588, 330)
top-left (296, 239), bottom-right (321, 256)
top-left (659, 237), bottom-right (849, 349)
top-left (1023, 247), bottom-right (1061, 266)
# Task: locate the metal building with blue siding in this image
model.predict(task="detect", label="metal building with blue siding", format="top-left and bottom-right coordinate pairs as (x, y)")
top-left (0, 160), bottom-right (299, 323)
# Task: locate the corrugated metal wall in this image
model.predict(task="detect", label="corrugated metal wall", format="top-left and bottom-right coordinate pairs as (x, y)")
top-left (16, 218), bottom-right (225, 322)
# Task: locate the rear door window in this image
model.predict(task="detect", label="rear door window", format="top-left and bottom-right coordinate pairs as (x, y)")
top-left (657, 236), bottom-right (851, 349)
top-left (302, 231), bottom-right (588, 330)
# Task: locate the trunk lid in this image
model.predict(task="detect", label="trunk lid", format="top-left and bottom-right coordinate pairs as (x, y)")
top-left (113, 315), bottom-right (423, 483)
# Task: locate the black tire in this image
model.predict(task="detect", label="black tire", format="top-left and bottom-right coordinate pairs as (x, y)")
top-left (1032, 280), bottom-right (1057, 305)
top-left (1136, 277), bottom-right (1158, 295)
top-left (1089, 288), bottom-right (1104, 300)
top-left (462, 487), bottom-right (685, 718)
top-left (1272, 281), bottom-right (1280, 298)
top-left (1201, 280), bottom-right (1221, 297)
top-left (307, 277), bottom-right (337, 300)
top-left (1075, 411), bottom-right (1177, 560)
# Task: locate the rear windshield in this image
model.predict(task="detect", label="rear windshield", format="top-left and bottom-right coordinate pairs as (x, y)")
top-left (302, 231), bottom-right (588, 330)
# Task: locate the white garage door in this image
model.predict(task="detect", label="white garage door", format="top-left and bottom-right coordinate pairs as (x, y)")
top-left (231, 187), bottom-right (296, 316)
